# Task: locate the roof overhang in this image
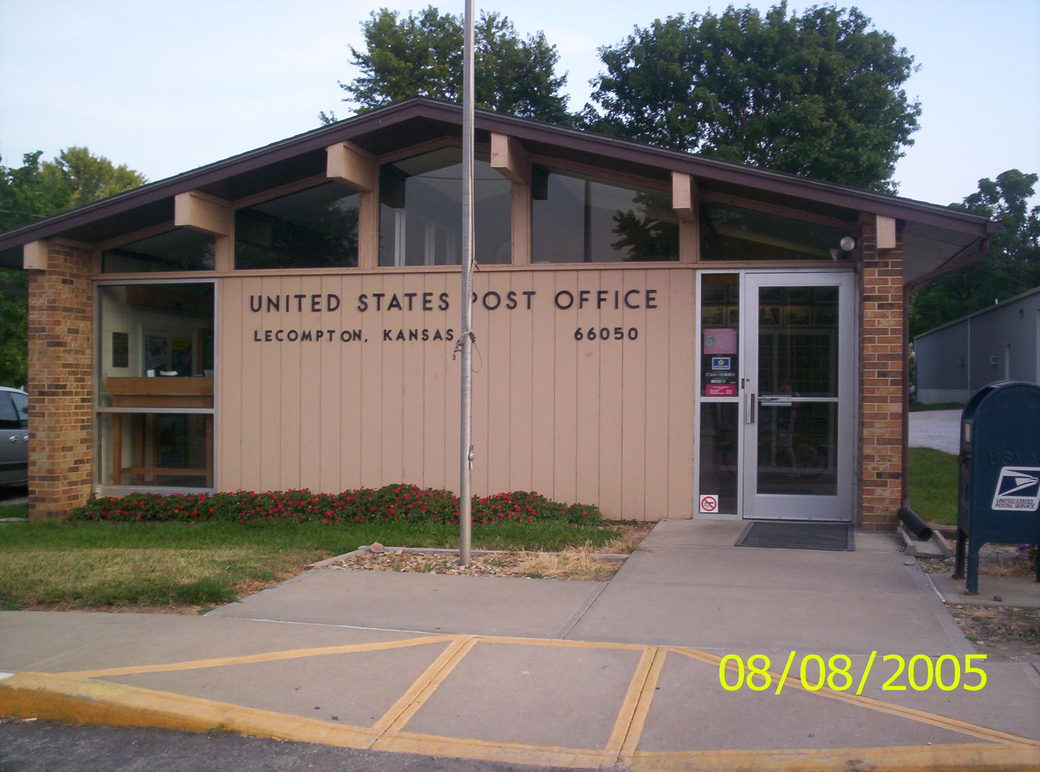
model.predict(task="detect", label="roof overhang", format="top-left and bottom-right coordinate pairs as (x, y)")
top-left (0, 98), bottom-right (995, 280)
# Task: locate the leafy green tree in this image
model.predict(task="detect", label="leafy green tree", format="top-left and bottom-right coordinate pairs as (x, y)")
top-left (328, 6), bottom-right (570, 124)
top-left (0, 148), bottom-right (146, 387)
top-left (910, 170), bottom-right (1040, 337)
top-left (0, 151), bottom-right (66, 233)
top-left (580, 3), bottom-right (920, 191)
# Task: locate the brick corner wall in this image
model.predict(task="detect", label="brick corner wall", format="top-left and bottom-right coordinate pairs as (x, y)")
top-left (27, 241), bottom-right (94, 521)
top-left (858, 217), bottom-right (906, 532)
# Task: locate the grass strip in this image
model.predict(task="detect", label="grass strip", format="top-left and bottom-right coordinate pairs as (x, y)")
top-left (908, 446), bottom-right (958, 525)
top-left (0, 501), bottom-right (27, 519)
top-left (0, 519), bottom-right (620, 610)
top-left (1, 548), bottom-right (320, 608)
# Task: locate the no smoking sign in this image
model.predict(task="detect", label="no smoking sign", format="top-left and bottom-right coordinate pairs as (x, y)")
top-left (699, 494), bottom-right (719, 514)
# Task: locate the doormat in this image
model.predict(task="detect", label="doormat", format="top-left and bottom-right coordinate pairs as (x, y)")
top-left (736, 521), bottom-right (853, 551)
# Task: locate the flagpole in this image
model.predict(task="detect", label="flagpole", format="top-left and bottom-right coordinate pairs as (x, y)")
top-left (458, 0), bottom-right (475, 566)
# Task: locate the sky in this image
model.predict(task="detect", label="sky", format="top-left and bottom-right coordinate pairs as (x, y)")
top-left (1, 0), bottom-right (1038, 208)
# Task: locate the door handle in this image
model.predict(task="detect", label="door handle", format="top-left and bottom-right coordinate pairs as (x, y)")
top-left (745, 392), bottom-right (756, 424)
top-left (8, 436), bottom-right (17, 443)
top-left (22, 435), bottom-right (29, 442)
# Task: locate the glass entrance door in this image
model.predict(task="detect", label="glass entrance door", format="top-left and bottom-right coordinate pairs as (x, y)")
top-left (740, 273), bottom-right (854, 520)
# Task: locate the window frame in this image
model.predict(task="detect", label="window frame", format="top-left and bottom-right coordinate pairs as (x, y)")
top-left (529, 163), bottom-right (680, 265)
top-left (93, 277), bottom-right (217, 494)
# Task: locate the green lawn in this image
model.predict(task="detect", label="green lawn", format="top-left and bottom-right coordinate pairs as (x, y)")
top-left (907, 447), bottom-right (959, 525)
top-left (0, 519), bottom-right (620, 611)
top-left (908, 402), bottom-right (964, 412)
top-left (0, 501), bottom-right (28, 519)
top-left (0, 445), bottom-right (962, 610)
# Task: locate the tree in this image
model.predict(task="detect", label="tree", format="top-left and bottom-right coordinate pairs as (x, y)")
top-left (0, 148), bottom-right (146, 232)
top-left (580, 3), bottom-right (920, 191)
top-left (0, 148), bottom-right (146, 387)
top-left (329, 6), bottom-right (570, 124)
top-left (910, 170), bottom-right (1040, 337)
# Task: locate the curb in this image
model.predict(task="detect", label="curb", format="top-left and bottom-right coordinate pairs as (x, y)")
top-left (3, 672), bottom-right (1038, 772)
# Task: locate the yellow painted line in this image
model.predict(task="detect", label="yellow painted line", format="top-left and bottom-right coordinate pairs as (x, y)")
top-left (630, 743), bottom-right (1040, 771)
top-left (614, 647), bottom-right (668, 764)
top-left (475, 634), bottom-right (648, 652)
top-left (604, 647), bottom-right (659, 755)
top-left (59, 635), bottom-right (454, 679)
top-left (9, 629), bottom-right (1040, 766)
top-left (377, 729), bottom-right (611, 769)
top-left (370, 636), bottom-right (478, 744)
top-left (368, 636), bottom-right (475, 736)
top-left (668, 646), bottom-right (1040, 751)
top-left (2, 671), bottom-right (1037, 771)
top-left (0, 672), bottom-right (377, 747)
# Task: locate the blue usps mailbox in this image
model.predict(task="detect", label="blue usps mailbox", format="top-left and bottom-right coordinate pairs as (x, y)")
top-left (954, 381), bottom-right (1040, 594)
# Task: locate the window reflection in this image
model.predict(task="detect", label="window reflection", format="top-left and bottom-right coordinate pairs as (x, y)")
top-left (532, 170), bottom-right (678, 263)
top-left (700, 202), bottom-right (847, 261)
top-left (378, 148), bottom-right (510, 266)
top-left (103, 230), bottom-right (215, 273)
top-left (235, 182), bottom-right (359, 269)
top-left (96, 282), bottom-right (214, 490)
top-left (699, 403), bottom-right (739, 514)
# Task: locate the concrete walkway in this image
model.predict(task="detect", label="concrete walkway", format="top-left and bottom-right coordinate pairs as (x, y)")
top-left (2, 520), bottom-right (1038, 770)
top-left (909, 409), bottom-right (961, 454)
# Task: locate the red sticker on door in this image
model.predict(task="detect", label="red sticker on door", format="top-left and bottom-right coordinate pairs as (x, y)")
top-left (704, 384), bottom-right (737, 397)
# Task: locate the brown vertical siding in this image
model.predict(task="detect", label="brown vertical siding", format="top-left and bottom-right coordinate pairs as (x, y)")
top-left (551, 272), bottom-right (580, 505)
top-left (667, 274), bottom-right (696, 516)
top-left (507, 272), bottom-right (534, 492)
top-left (621, 270), bottom-right (648, 519)
top-left (217, 267), bottom-right (694, 519)
top-left (530, 271), bottom-right (558, 494)
top-left (317, 274), bottom-right (342, 493)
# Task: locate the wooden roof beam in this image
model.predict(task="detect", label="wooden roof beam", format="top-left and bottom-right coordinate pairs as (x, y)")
top-left (672, 172), bottom-right (698, 222)
top-left (490, 133), bottom-right (530, 184)
top-left (326, 141), bottom-right (377, 192)
top-left (174, 191), bottom-right (232, 236)
top-left (876, 215), bottom-right (897, 250)
top-left (23, 240), bottom-right (49, 270)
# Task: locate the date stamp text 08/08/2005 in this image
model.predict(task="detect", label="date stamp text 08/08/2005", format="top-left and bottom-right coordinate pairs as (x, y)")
top-left (719, 653), bottom-right (987, 695)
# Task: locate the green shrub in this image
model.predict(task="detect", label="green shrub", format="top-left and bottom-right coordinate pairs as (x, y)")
top-left (73, 485), bottom-right (604, 527)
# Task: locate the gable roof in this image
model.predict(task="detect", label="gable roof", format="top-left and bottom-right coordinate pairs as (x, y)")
top-left (0, 98), bottom-right (996, 283)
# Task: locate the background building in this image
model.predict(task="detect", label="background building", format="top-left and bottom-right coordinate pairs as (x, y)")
top-left (914, 286), bottom-right (1040, 404)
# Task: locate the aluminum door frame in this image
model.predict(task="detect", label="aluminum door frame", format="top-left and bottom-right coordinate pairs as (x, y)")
top-left (740, 272), bottom-right (856, 521)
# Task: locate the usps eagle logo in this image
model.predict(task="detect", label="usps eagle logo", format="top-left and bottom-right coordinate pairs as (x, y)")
top-left (991, 467), bottom-right (1040, 512)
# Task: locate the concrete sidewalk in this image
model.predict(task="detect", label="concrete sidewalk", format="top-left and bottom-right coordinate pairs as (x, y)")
top-left (2, 520), bottom-right (1038, 770)
top-left (909, 409), bottom-right (961, 454)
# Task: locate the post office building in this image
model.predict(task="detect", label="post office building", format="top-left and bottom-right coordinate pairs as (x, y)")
top-left (0, 99), bottom-right (995, 527)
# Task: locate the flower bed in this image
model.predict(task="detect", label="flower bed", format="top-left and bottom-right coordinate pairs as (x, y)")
top-left (73, 485), bottom-right (604, 527)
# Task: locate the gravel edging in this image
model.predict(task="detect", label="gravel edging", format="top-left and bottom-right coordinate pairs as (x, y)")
top-left (308, 544), bottom-right (629, 570)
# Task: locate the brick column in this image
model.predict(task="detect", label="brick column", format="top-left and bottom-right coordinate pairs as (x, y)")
top-left (26, 241), bottom-right (94, 520)
top-left (858, 217), bottom-right (905, 531)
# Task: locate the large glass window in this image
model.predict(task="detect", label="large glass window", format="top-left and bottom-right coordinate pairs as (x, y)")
top-left (697, 273), bottom-right (740, 515)
top-left (378, 148), bottom-right (510, 266)
top-left (755, 285), bottom-right (839, 495)
top-left (102, 229), bottom-right (215, 273)
top-left (532, 170), bottom-right (678, 263)
top-left (96, 282), bottom-right (214, 490)
top-left (235, 182), bottom-right (359, 269)
top-left (700, 202), bottom-right (848, 261)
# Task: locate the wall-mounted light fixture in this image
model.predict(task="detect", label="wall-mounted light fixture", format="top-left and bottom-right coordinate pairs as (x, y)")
top-left (829, 236), bottom-right (857, 261)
